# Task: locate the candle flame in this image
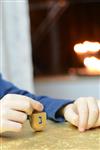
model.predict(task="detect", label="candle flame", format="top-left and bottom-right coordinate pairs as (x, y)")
top-left (84, 57), bottom-right (100, 72)
top-left (74, 41), bottom-right (100, 53)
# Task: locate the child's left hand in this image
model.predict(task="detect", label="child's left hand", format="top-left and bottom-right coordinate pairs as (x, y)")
top-left (63, 97), bottom-right (100, 132)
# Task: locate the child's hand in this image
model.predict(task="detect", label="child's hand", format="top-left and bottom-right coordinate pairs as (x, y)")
top-left (0, 94), bottom-right (43, 133)
top-left (64, 97), bottom-right (100, 132)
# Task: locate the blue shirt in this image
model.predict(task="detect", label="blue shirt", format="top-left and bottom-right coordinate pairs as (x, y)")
top-left (0, 74), bottom-right (73, 122)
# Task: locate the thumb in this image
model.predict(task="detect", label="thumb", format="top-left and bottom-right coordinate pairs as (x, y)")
top-left (64, 104), bottom-right (78, 127)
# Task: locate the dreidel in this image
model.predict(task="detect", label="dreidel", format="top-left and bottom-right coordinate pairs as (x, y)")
top-left (29, 112), bottom-right (46, 131)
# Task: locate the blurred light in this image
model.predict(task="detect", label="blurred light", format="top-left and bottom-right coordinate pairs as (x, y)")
top-left (84, 57), bottom-right (100, 72)
top-left (74, 41), bottom-right (100, 53)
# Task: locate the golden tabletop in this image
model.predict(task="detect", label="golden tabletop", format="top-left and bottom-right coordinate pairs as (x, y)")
top-left (0, 120), bottom-right (100, 150)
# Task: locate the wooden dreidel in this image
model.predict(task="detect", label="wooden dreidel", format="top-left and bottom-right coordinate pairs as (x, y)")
top-left (29, 112), bottom-right (46, 131)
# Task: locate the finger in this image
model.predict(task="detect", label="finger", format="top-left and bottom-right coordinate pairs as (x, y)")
top-left (7, 109), bottom-right (27, 124)
top-left (94, 115), bottom-right (100, 127)
top-left (1, 120), bottom-right (22, 133)
top-left (7, 94), bottom-right (43, 115)
top-left (64, 104), bottom-right (78, 127)
top-left (75, 98), bottom-right (88, 132)
top-left (30, 99), bottom-right (44, 112)
top-left (87, 97), bottom-right (99, 129)
top-left (5, 94), bottom-right (33, 115)
top-left (94, 100), bottom-right (100, 127)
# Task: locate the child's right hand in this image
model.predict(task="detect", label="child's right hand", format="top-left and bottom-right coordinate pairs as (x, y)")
top-left (0, 94), bottom-right (43, 133)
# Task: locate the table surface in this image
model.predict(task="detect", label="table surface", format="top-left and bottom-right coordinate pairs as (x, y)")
top-left (0, 120), bottom-right (100, 150)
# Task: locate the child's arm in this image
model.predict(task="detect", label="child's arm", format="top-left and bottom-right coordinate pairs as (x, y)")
top-left (63, 97), bottom-right (100, 132)
top-left (0, 75), bottom-right (73, 122)
top-left (1, 75), bottom-right (99, 133)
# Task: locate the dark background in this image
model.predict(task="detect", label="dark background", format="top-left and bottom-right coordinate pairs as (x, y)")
top-left (29, 0), bottom-right (100, 76)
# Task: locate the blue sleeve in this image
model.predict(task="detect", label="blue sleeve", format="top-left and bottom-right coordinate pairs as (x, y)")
top-left (0, 74), bottom-right (74, 122)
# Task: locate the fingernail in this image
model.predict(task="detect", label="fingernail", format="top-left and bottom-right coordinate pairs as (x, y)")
top-left (79, 127), bottom-right (85, 132)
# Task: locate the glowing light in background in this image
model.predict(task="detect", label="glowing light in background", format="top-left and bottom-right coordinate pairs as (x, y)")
top-left (74, 41), bottom-right (100, 74)
top-left (84, 57), bottom-right (100, 72)
top-left (74, 41), bottom-right (100, 53)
